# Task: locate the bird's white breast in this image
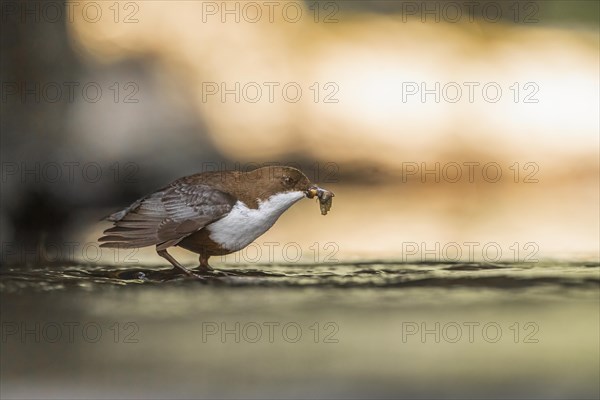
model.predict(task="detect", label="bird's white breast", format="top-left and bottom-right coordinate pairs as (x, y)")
top-left (207, 191), bottom-right (305, 251)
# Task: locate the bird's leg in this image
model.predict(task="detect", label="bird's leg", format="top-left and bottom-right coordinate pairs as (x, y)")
top-left (193, 252), bottom-right (232, 276)
top-left (195, 253), bottom-right (214, 273)
top-left (157, 248), bottom-right (202, 278)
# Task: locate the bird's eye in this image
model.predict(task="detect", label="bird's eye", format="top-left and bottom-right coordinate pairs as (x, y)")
top-left (283, 176), bottom-right (293, 186)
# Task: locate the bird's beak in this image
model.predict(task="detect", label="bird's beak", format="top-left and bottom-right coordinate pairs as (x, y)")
top-left (306, 185), bottom-right (334, 199)
top-left (306, 186), bottom-right (318, 198)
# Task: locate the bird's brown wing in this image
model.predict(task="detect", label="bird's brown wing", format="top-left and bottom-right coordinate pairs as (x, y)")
top-left (99, 182), bottom-right (236, 250)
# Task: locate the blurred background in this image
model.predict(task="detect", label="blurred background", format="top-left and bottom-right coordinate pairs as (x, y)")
top-left (1, 0), bottom-right (598, 264)
top-left (1, 1), bottom-right (599, 399)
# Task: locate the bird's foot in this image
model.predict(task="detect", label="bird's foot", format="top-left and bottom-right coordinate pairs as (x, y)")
top-left (193, 265), bottom-right (230, 277)
top-left (169, 266), bottom-right (206, 280)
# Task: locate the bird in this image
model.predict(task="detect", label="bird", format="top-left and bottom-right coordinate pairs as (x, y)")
top-left (99, 166), bottom-right (334, 277)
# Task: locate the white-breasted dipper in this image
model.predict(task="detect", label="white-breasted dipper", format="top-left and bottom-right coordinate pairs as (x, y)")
top-left (99, 166), bottom-right (334, 276)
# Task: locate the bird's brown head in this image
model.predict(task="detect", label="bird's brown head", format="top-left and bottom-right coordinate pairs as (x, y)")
top-left (247, 166), bottom-right (333, 201)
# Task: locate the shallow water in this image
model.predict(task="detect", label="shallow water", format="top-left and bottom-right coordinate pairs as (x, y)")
top-left (1, 260), bottom-right (598, 290)
top-left (1, 261), bottom-right (599, 399)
